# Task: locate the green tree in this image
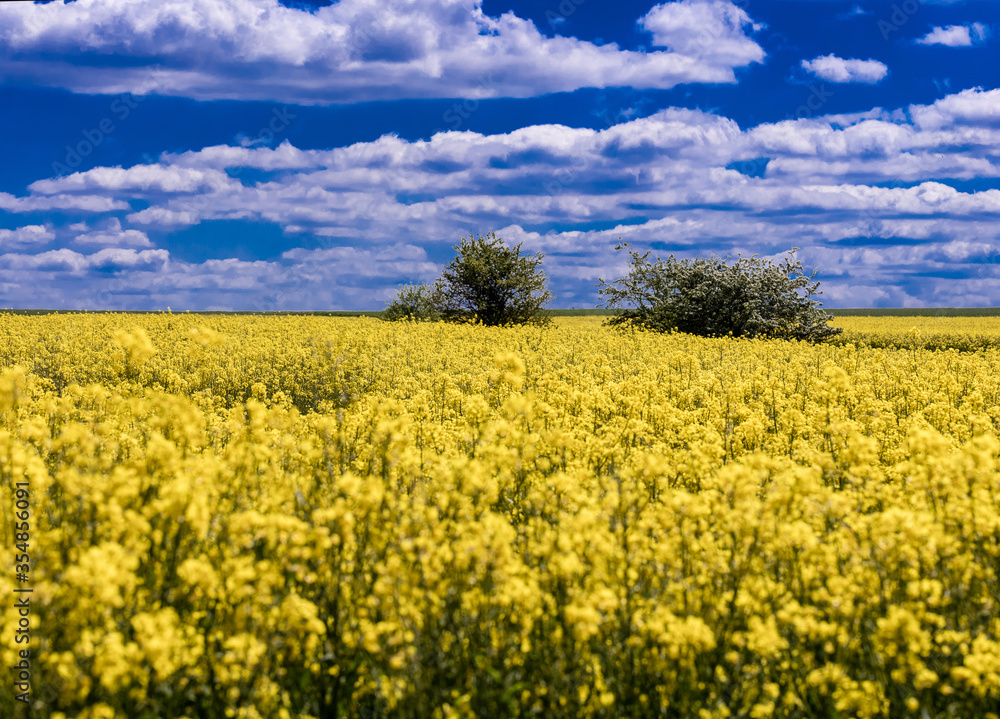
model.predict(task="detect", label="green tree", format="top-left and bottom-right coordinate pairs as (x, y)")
top-left (385, 232), bottom-right (553, 326)
top-left (597, 244), bottom-right (842, 342)
top-left (382, 283), bottom-right (442, 322)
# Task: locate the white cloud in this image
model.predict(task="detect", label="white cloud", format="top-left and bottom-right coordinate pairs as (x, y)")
top-left (917, 23), bottom-right (990, 47)
top-left (0, 249), bottom-right (90, 273)
top-left (801, 55), bottom-right (888, 84)
top-left (30, 165), bottom-right (236, 196)
top-left (909, 87), bottom-right (1000, 130)
top-left (638, 0), bottom-right (765, 68)
top-left (124, 208), bottom-right (201, 228)
top-left (72, 218), bottom-right (153, 248)
top-left (0, 192), bottom-right (128, 213)
top-left (90, 92), bottom-right (998, 242)
top-left (5, 88), bottom-right (1000, 309)
top-left (0, 225), bottom-right (55, 250)
top-left (0, 247), bottom-right (168, 273)
top-left (87, 248), bottom-right (169, 270)
top-left (0, 244), bottom-right (439, 311)
top-left (0, 0), bottom-right (766, 104)
top-left (162, 141), bottom-right (316, 172)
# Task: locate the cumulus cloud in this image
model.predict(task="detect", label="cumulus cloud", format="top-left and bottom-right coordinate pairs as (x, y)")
top-left (0, 0), bottom-right (766, 103)
top-left (0, 249), bottom-right (90, 274)
top-left (801, 55), bottom-right (888, 84)
top-left (0, 192), bottom-right (128, 213)
top-left (4, 88), bottom-right (1000, 309)
top-left (909, 87), bottom-right (1000, 129)
top-left (71, 218), bottom-right (152, 248)
top-left (0, 247), bottom-right (168, 275)
top-left (86, 248), bottom-right (169, 271)
top-left (0, 225), bottom-right (55, 250)
top-left (917, 23), bottom-right (990, 47)
top-left (0, 244), bottom-right (439, 311)
top-left (29, 166), bottom-right (236, 196)
top-left (638, 0), bottom-right (765, 68)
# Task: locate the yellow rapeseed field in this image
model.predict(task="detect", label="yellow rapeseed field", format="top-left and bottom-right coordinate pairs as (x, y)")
top-left (1, 312), bottom-right (999, 719)
top-left (833, 315), bottom-right (1000, 352)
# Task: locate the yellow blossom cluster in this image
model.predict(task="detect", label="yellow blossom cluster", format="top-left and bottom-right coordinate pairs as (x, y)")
top-left (0, 313), bottom-right (999, 718)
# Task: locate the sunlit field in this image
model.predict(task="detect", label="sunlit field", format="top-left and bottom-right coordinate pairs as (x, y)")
top-left (832, 316), bottom-right (1000, 352)
top-left (2, 313), bottom-right (1000, 719)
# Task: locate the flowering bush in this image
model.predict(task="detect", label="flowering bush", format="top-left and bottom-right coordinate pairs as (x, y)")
top-left (0, 313), bottom-right (999, 718)
top-left (599, 245), bottom-right (841, 342)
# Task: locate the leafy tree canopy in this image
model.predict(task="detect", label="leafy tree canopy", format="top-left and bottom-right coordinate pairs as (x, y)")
top-left (385, 232), bottom-right (553, 326)
top-left (598, 244), bottom-right (842, 342)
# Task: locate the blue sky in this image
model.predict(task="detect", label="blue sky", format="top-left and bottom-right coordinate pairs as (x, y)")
top-left (0, 0), bottom-right (998, 310)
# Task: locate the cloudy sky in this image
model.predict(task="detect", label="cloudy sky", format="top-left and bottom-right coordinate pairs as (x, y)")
top-left (0, 0), bottom-right (998, 310)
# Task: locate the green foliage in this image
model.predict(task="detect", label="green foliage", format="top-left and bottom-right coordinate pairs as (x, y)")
top-left (385, 232), bottom-right (554, 326)
top-left (383, 283), bottom-right (442, 322)
top-left (598, 244), bottom-right (842, 342)
top-left (437, 232), bottom-right (554, 326)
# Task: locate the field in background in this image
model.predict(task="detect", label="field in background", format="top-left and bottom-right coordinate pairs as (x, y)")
top-left (831, 316), bottom-right (1000, 352)
top-left (1, 313), bottom-right (999, 718)
top-left (4, 307), bottom-right (1000, 318)
top-left (830, 308), bottom-right (1000, 317)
